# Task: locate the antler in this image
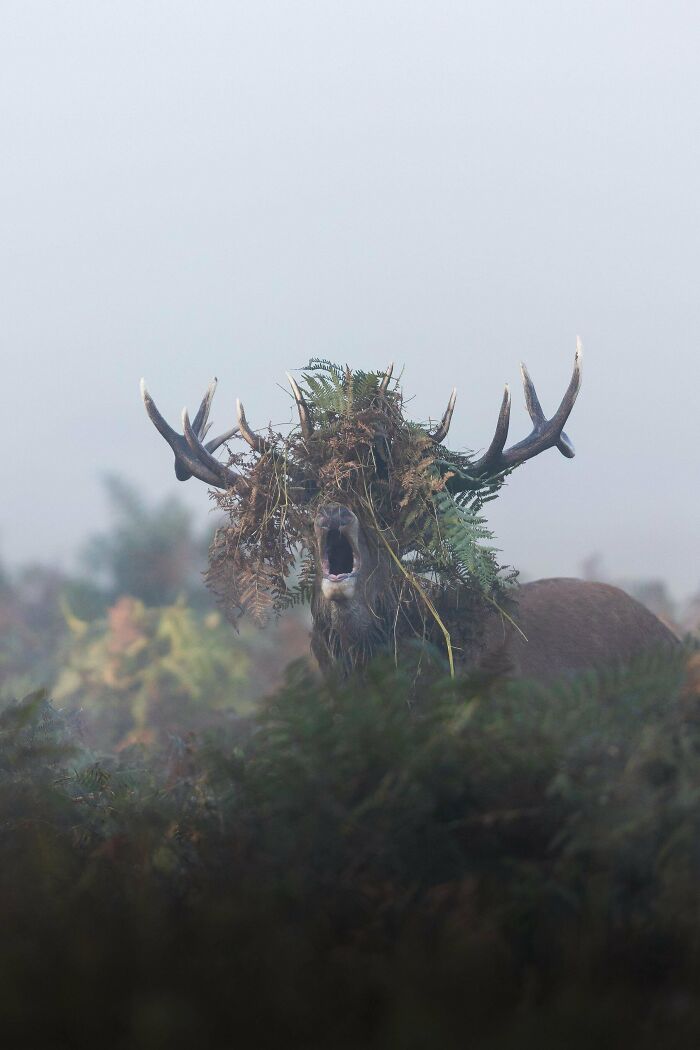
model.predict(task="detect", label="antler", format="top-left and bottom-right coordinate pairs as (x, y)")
top-left (236, 399), bottom-right (275, 455)
top-left (286, 373), bottom-right (314, 440)
top-left (430, 387), bottom-right (457, 445)
top-left (378, 362), bottom-right (394, 395)
top-left (469, 342), bottom-right (582, 476)
top-left (141, 378), bottom-right (247, 492)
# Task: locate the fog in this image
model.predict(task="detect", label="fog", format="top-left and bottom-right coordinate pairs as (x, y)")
top-left (1, 1), bottom-right (698, 596)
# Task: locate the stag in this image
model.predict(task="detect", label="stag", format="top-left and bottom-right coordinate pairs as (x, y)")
top-left (140, 351), bottom-right (677, 680)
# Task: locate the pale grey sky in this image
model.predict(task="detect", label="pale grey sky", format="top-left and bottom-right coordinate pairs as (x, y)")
top-left (1, 1), bottom-right (698, 595)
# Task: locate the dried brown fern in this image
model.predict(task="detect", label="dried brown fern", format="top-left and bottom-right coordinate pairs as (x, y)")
top-left (204, 362), bottom-right (512, 630)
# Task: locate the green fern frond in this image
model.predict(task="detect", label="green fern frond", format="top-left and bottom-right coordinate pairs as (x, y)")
top-left (428, 487), bottom-right (504, 594)
top-left (299, 360), bottom-right (399, 423)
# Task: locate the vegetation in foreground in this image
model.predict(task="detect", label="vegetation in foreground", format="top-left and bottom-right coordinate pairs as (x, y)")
top-left (2, 645), bottom-right (700, 1049)
top-left (2, 477), bottom-right (700, 1047)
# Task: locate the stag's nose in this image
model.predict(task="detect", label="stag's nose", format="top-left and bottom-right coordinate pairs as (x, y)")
top-left (314, 504), bottom-right (356, 531)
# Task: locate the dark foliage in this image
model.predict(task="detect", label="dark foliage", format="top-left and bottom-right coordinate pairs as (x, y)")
top-left (2, 646), bottom-right (700, 1048)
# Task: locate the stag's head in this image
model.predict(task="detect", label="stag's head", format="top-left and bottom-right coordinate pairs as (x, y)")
top-left (141, 349), bottom-right (581, 673)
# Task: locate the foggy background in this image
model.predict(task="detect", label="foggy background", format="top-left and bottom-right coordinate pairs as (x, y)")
top-left (1, 1), bottom-right (697, 597)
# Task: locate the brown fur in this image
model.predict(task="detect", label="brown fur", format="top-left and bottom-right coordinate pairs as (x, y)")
top-left (308, 507), bottom-right (680, 680)
top-left (478, 578), bottom-right (680, 680)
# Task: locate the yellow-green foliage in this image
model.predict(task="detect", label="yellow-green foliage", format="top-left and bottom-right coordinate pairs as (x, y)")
top-left (53, 596), bottom-right (252, 747)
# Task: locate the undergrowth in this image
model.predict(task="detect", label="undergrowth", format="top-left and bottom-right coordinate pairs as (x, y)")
top-left (1, 645), bottom-right (700, 1047)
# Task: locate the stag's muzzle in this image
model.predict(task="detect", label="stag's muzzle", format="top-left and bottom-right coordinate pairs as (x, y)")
top-left (314, 505), bottom-right (362, 602)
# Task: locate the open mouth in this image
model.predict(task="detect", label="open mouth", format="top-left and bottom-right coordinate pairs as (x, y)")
top-left (322, 528), bottom-right (358, 582)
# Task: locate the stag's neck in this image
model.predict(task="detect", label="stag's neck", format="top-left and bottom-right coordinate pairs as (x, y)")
top-left (310, 592), bottom-right (391, 676)
top-left (310, 580), bottom-right (497, 676)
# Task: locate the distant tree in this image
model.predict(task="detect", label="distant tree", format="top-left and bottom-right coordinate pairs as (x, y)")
top-left (622, 578), bottom-right (678, 629)
top-left (82, 476), bottom-right (212, 607)
top-left (684, 588), bottom-right (700, 636)
top-left (580, 553), bottom-right (606, 584)
top-left (580, 553), bottom-right (679, 631)
top-left (53, 596), bottom-right (252, 747)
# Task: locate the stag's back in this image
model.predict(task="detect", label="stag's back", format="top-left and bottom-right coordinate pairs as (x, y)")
top-left (480, 578), bottom-right (679, 680)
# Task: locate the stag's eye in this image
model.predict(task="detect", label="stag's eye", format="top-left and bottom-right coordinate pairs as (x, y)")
top-left (326, 528), bottom-right (354, 576)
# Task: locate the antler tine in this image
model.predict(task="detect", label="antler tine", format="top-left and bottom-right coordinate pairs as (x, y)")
top-left (236, 399), bottom-right (275, 454)
top-left (190, 377), bottom-right (241, 454)
top-left (204, 422), bottom-right (241, 454)
top-left (470, 343), bottom-right (582, 476)
top-left (286, 373), bottom-right (314, 441)
top-left (141, 378), bottom-right (243, 489)
top-left (182, 409), bottom-right (249, 494)
top-left (191, 377), bottom-right (217, 435)
top-left (141, 378), bottom-right (180, 447)
top-left (378, 362), bottom-right (394, 394)
top-left (468, 385), bottom-right (512, 474)
top-left (430, 388), bottom-right (457, 445)
top-left (548, 337), bottom-right (583, 458)
top-left (520, 363), bottom-right (546, 428)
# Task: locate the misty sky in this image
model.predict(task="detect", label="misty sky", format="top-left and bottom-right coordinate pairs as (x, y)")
top-left (1, 1), bottom-right (698, 596)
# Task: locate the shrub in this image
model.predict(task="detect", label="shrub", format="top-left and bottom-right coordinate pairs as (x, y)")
top-left (1, 645), bottom-right (700, 1048)
top-left (52, 596), bottom-right (253, 748)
